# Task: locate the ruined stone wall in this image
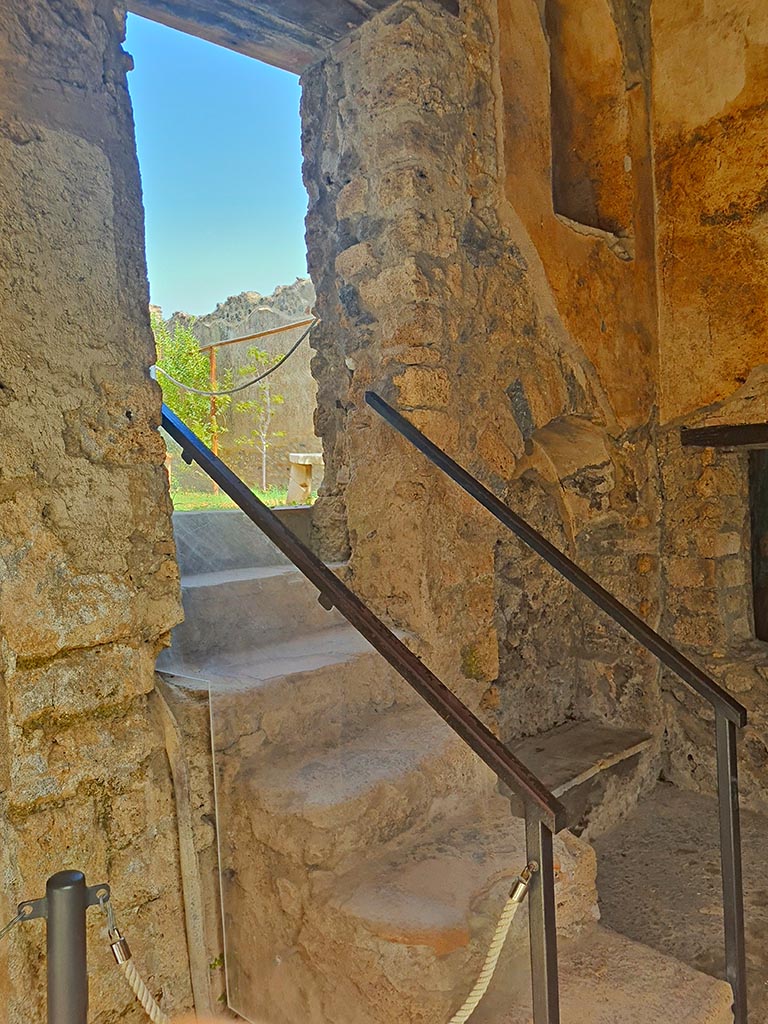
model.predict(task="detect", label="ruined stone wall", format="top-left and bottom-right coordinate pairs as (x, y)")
top-left (657, 370), bottom-right (768, 812)
top-left (651, 1), bottom-right (768, 809)
top-left (303, 0), bottom-right (665, 757)
top-left (0, 1), bottom-right (192, 1018)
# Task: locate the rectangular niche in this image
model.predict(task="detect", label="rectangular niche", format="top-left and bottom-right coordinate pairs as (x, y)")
top-left (546, 0), bottom-right (634, 237)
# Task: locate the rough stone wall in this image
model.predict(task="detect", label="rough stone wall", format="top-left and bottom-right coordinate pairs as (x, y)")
top-left (0, 1), bottom-right (191, 1018)
top-left (303, 0), bottom-right (508, 703)
top-left (303, 0), bottom-right (665, 754)
top-left (651, 0), bottom-right (768, 810)
top-left (658, 369), bottom-right (768, 813)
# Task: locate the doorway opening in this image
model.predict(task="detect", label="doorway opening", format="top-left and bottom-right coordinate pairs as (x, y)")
top-left (126, 13), bottom-right (322, 510)
top-left (749, 450), bottom-right (768, 641)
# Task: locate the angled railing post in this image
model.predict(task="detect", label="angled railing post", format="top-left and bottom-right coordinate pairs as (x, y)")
top-left (716, 714), bottom-right (748, 1024)
top-left (525, 810), bottom-right (560, 1024)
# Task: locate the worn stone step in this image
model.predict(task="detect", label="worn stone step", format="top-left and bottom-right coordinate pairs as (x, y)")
top-left (218, 798), bottom-right (598, 1024)
top-left (324, 794), bottom-right (598, 948)
top-left (224, 701), bottom-right (493, 869)
top-left (171, 507), bottom-right (311, 575)
top-left (510, 719), bottom-right (657, 837)
top-left (161, 624), bottom-right (417, 753)
top-left (160, 563), bottom-right (345, 664)
top-left (473, 925), bottom-right (734, 1024)
top-left (594, 782), bottom-right (767, 1019)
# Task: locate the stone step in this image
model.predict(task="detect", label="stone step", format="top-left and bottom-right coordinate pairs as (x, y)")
top-left (510, 719), bottom-right (657, 837)
top-left (161, 624), bottom-right (416, 753)
top-left (594, 782), bottom-right (766, 1019)
top-left (474, 926), bottom-right (734, 1024)
top-left (171, 506), bottom-right (311, 575)
top-left (160, 563), bottom-right (345, 664)
top-left (218, 797), bottom-right (598, 1024)
top-left (221, 701), bottom-right (493, 869)
top-left (324, 794), bottom-right (598, 948)
top-left (218, 794), bottom-right (732, 1024)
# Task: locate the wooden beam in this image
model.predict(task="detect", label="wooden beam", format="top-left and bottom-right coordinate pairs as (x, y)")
top-left (680, 423), bottom-right (768, 449)
top-left (197, 317), bottom-right (315, 351)
top-left (129, 0), bottom-right (324, 72)
top-left (129, 0), bottom-right (458, 75)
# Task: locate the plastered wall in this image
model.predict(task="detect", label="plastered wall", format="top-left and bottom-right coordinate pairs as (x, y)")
top-left (652, 0), bottom-right (768, 423)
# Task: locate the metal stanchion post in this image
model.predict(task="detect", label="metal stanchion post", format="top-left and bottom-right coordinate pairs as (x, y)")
top-left (14, 871), bottom-right (109, 1024)
top-left (46, 871), bottom-right (89, 1024)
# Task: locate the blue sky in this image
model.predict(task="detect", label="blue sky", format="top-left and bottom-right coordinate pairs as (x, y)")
top-left (125, 14), bottom-right (308, 316)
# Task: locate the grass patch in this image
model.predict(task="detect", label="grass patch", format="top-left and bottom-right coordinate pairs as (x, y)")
top-left (171, 487), bottom-right (316, 511)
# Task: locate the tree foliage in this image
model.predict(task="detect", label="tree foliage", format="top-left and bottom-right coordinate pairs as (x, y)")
top-left (151, 311), bottom-right (231, 445)
top-left (234, 347), bottom-right (286, 491)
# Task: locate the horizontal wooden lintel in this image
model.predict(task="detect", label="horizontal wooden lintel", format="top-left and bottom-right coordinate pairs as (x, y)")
top-left (680, 423), bottom-right (768, 449)
top-left (129, 0), bottom-right (458, 75)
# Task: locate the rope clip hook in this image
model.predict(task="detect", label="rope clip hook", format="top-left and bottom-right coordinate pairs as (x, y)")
top-left (510, 860), bottom-right (539, 904)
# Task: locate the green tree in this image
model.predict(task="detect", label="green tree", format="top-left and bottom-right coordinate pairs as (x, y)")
top-left (152, 311), bottom-right (231, 446)
top-left (234, 347), bottom-right (286, 492)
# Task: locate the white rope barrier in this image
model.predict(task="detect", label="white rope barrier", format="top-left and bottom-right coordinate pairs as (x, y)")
top-left (119, 958), bottom-right (171, 1024)
top-left (447, 862), bottom-right (536, 1024)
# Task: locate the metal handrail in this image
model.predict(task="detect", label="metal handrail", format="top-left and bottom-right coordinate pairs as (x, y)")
top-left (162, 402), bottom-right (565, 1022)
top-left (161, 405), bottom-right (564, 826)
top-left (366, 390), bottom-right (749, 1024)
top-left (160, 403), bottom-right (573, 1024)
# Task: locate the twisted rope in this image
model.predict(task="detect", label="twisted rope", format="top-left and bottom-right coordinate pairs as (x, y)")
top-left (119, 958), bottom-right (171, 1024)
top-left (447, 895), bottom-right (522, 1024)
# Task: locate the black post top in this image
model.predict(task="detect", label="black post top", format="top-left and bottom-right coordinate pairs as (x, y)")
top-left (46, 871), bottom-right (86, 892)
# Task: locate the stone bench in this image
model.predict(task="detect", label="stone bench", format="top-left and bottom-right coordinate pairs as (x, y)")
top-left (287, 452), bottom-right (324, 504)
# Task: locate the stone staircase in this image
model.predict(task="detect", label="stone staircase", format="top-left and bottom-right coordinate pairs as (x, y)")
top-left (158, 509), bottom-right (735, 1024)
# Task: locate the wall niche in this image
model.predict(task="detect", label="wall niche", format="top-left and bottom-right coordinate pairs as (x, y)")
top-left (546, 0), bottom-right (633, 237)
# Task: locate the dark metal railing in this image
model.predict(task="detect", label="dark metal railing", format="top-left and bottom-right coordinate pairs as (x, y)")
top-left (161, 403), bottom-right (564, 1024)
top-left (365, 390), bottom-right (750, 1024)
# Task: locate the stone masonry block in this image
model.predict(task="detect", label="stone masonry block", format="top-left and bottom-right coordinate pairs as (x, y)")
top-left (394, 366), bottom-right (451, 409)
top-left (359, 259), bottom-right (431, 312)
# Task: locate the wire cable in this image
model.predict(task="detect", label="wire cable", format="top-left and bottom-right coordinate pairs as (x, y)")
top-left (154, 318), bottom-right (318, 397)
